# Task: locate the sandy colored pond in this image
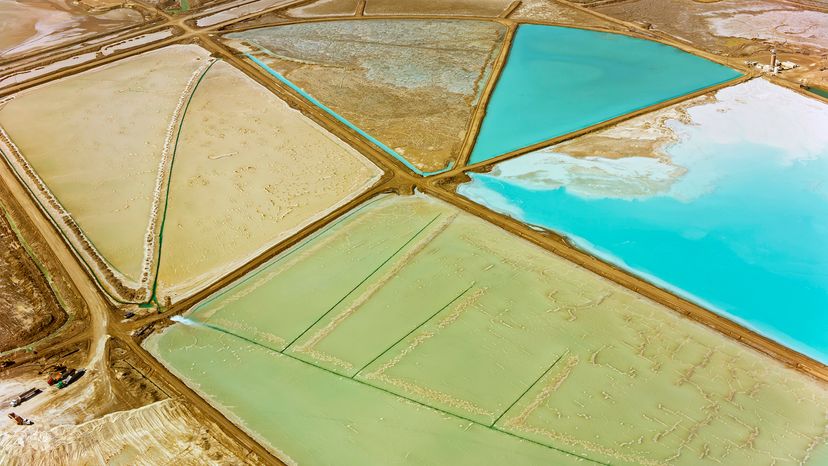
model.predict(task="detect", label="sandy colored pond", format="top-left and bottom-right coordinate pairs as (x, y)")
top-left (0, 45), bottom-right (212, 301)
top-left (154, 60), bottom-right (381, 302)
top-left (0, 0), bottom-right (144, 60)
top-left (285, 0), bottom-right (358, 17)
top-left (226, 19), bottom-right (506, 174)
top-left (364, 0), bottom-right (513, 17)
top-left (194, 0), bottom-right (295, 27)
top-left (148, 194), bottom-right (828, 465)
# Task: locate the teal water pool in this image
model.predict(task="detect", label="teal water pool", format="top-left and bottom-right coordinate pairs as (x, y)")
top-left (459, 79), bottom-right (828, 364)
top-left (469, 25), bottom-right (741, 164)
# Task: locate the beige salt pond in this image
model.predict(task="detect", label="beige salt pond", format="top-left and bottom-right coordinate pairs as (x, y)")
top-left (0, 44), bottom-right (212, 299)
top-left (0, 44), bottom-right (380, 304)
top-left (154, 59), bottom-right (381, 302)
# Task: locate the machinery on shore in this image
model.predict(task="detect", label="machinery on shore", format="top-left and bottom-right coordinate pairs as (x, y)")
top-left (5, 366), bottom-right (86, 426)
top-left (57, 369), bottom-right (85, 389)
top-left (46, 366), bottom-right (69, 385)
top-left (7, 413), bottom-right (33, 426)
top-left (45, 366), bottom-right (85, 388)
top-left (9, 388), bottom-right (41, 407)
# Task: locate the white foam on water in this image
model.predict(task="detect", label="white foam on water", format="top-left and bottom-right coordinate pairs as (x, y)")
top-left (170, 315), bottom-right (202, 327)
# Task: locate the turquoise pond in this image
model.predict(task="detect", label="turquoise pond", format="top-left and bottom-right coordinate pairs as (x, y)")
top-left (459, 80), bottom-right (828, 364)
top-left (469, 25), bottom-right (741, 164)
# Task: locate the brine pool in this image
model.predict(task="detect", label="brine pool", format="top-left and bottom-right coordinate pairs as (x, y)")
top-left (460, 79), bottom-right (828, 363)
top-left (469, 24), bottom-right (741, 164)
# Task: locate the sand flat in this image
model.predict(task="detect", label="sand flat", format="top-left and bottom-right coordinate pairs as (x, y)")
top-left (595, 0), bottom-right (828, 88)
top-left (0, 206), bottom-right (65, 353)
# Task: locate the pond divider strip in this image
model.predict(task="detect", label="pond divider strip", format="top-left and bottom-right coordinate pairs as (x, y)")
top-left (243, 51), bottom-right (453, 177)
top-left (352, 283), bottom-right (475, 378)
top-left (282, 213), bottom-right (443, 350)
top-left (174, 317), bottom-right (607, 465)
top-left (190, 195), bottom-right (387, 315)
top-left (490, 351), bottom-right (567, 427)
top-left (147, 59), bottom-right (219, 307)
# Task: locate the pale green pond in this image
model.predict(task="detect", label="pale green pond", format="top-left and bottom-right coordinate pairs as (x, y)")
top-left (146, 194), bottom-right (828, 465)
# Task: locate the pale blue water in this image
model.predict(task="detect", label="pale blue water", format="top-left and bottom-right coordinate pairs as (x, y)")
top-left (460, 144), bottom-right (828, 364)
top-left (469, 25), bottom-right (741, 164)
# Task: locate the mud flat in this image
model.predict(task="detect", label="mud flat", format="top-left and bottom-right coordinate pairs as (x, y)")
top-left (364, 0), bottom-right (513, 17)
top-left (154, 60), bottom-right (381, 303)
top-left (460, 78), bottom-right (828, 364)
top-left (0, 0), bottom-right (145, 61)
top-left (595, 0), bottom-right (828, 88)
top-left (225, 19), bottom-right (507, 174)
top-left (148, 193), bottom-right (828, 465)
top-left (0, 207), bottom-right (65, 353)
top-left (222, 0), bottom-right (359, 30)
top-left (0, 45), bottom-right (213, 302)
top-left (0, 29), bottom-right (177, 90)
top-left (469, 24), bottom-right (741, 164)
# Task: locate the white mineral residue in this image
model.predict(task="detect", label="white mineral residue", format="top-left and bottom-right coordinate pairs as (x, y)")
top-left (709, 8), bottom-right (828, 50)
top-left (489, 152), bottom-right (685, 200)
top-left (484, 79), bottom-right (828, 201)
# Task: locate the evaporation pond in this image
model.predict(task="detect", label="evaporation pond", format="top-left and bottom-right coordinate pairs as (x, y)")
top-left (145, 192), bottom-right (828, 465)
top-left (460, 79), bottom-right (828, 364)
top-left (469, 25), bottom-right (741, 164)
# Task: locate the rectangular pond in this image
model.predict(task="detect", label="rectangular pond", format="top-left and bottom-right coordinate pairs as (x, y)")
top-left (460, 79), bottom-right (828, 364)
top-left (469, 25), bottom-right (741, 164)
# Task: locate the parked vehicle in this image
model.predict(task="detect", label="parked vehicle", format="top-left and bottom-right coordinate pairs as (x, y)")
top-left (57, 369), bottom-right (85, 389)
top-left (10, 388), bottom-right (41, 407)
top-left (8, 412), bottom-right (33, 426)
